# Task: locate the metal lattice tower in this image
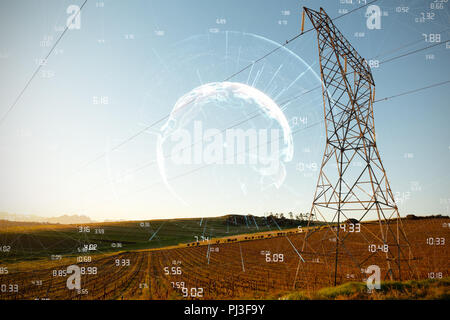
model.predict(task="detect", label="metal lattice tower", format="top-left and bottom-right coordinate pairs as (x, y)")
top-left (300, 7), bottom-right (414, 285)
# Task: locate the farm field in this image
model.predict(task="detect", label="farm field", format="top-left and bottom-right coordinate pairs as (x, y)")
top-left (0, 215), bottom-right (302, 263)
top-left (0, 217), bottom-right (448, 300)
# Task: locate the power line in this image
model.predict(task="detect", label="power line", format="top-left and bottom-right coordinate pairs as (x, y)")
top-left (124, 80), bottom-right (450, 202)
top-left (380, 39), bottom-right (449, 64)
top-left (332, 0), bottom-right (379, 21)
top-left (372, 27), bottom-right (450, 59)
top-left (81, 114), bottom-right (169, 168)
top-left (252, 36), bottom-right (448, 108)
top-left (373, 79), bottom-right (450, 103)
top-left (74, 0), bottom-right (379, 172)
top-left (223, 23), bottom-right (314, 82)
top-left (0, 0), bottom-right (89, 127)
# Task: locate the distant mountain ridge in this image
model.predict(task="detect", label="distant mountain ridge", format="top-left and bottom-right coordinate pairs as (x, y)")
top-left (0, 212), bottom-right (95, 224)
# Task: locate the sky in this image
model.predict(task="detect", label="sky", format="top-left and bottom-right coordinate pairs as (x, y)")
top-left (0, 0), bottom-right (449, 221)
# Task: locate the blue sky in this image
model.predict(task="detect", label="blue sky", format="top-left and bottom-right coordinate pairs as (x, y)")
top-left (0, 0), bottom-right (449, 221)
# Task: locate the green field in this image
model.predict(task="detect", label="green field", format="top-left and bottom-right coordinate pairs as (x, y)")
top-left (0, 215), bottom-right (304, 263)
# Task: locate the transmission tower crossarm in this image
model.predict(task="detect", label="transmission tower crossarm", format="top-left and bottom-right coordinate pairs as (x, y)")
top-left (303, 7), bottom-right (375, 87)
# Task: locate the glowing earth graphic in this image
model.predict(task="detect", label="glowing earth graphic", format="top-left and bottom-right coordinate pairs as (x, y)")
top-left (157, 81), bottom-right (294, 207)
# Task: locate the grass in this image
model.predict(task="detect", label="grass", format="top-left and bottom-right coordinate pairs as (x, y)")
top-left (280, 278), bottom-right (450, 300)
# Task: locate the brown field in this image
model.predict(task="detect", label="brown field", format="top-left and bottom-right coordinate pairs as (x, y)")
top-left (0, 217), bottom-right (448, 300)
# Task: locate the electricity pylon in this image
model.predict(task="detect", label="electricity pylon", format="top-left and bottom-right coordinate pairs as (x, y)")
top-left (300, 7), bottom-right (414, 285)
